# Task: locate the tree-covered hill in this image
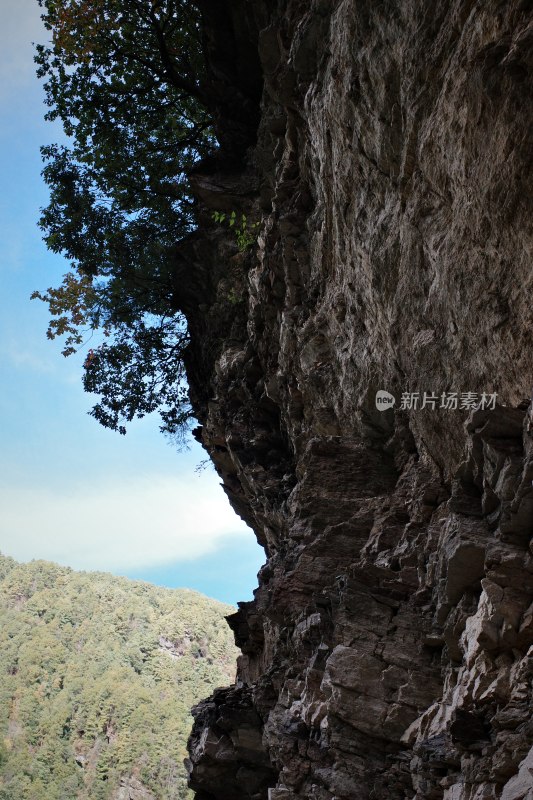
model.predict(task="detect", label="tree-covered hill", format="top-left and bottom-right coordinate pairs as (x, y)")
top-left (0, 554), bottom-right (237, 800)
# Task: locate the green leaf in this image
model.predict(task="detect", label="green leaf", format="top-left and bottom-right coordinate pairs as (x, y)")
top-left (35, 0), bottom-right (214, 439)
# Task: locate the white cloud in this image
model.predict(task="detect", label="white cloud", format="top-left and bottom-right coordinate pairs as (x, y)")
top-left (3, 342), bottom-right (56, 374)
top-left (0, 0), bottom-right (46, 100)
top-left (0, 471), bottom-right (250, 571)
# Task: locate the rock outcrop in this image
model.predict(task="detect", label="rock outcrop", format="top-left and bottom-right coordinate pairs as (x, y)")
top-left (112, 777), bottom-right (156, 800)
top-left (183, 1), bottom-right (533, 798)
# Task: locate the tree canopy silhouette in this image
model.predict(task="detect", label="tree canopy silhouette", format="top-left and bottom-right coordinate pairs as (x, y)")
top-left (33, 0), bottom-right (213, 436)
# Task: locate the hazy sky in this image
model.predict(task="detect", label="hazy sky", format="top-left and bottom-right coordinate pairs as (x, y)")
top-left (0, 0), bottom-right (264, 604)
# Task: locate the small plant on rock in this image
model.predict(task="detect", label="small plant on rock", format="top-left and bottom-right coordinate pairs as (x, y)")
top-left (212, 210), bottom-right (260, 252)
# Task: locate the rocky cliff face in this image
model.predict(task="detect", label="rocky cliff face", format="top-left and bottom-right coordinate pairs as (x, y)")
top-left (183, 1), bottom-right (533, 798)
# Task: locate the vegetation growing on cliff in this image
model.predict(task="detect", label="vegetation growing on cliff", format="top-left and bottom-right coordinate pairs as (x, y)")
top-left (212, 211), bottom-right (260, 253)
top-left (33, 0), bottom-right (213, 436)
top-left (0, 554), bottom-right (237, 800)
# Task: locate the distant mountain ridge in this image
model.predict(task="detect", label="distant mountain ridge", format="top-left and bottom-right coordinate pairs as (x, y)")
top-left (0, 554), bottom-right (237, 799)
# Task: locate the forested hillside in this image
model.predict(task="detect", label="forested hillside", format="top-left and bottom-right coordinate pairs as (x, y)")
top-left (0, 554), bottom-right (237, 800)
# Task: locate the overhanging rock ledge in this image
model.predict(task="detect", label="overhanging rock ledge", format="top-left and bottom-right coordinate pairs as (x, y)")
top-left (183, 2), bottom-right (533, 798)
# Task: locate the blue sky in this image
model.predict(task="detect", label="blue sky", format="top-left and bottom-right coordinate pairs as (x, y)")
top-left (0, 0), bottom-right (264, 606)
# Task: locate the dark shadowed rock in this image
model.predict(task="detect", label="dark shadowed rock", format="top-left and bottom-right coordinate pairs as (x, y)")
top-left (185, 1), bottom-right (533, 798)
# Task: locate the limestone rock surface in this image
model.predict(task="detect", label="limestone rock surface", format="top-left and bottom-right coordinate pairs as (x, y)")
top-left (184, 1), bottom-right (533, 798)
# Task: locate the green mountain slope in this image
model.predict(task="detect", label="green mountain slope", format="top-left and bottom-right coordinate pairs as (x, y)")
top-left (0, 554), bottom-right (237, 800)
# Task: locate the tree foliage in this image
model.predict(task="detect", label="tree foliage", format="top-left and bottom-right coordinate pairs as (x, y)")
top-left (33, 0), bottom-right (214, 436)
top-left (0, 554), bottom-right (237, 800)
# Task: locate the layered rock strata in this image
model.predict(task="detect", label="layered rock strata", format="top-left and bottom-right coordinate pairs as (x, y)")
top-left (183, 1), bottom-right (533, 798)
